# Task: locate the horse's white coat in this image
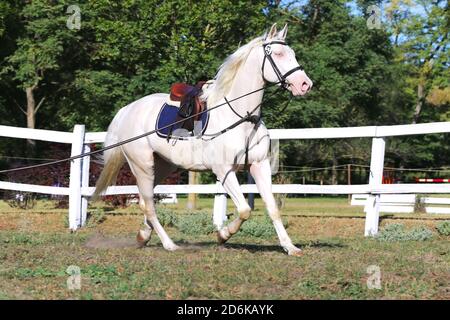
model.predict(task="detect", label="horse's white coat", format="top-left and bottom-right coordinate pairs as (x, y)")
top-left (94, 24), bottom-right (312, 255)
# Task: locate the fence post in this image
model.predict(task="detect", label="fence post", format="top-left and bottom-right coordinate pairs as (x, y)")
top-left (213, 181), bottom-right (227, 230)
top-left (68, 125), bottom-right (85, 231)
top-left (80, 144), bottom-right (90, 227)
top-left (364, 137), bottom-right (385, 236)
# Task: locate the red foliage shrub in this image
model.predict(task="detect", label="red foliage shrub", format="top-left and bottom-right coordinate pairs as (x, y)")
top-left (2, 145), bottom-right (71, 208)
top-left (1, 144), bottom-right (182, 208)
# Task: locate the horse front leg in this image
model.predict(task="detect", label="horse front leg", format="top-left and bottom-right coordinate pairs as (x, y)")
top-left (250, 159), bottom-right (302, 256)
top-left (213, 166), bottom-right (252, 243)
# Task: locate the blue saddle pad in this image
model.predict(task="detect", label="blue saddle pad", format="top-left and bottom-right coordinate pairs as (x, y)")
top-left (156, 103), bottom-right (209, 140)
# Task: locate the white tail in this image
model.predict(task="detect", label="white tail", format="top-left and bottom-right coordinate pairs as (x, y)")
top-left (92, 111), bottom-right (126, 201)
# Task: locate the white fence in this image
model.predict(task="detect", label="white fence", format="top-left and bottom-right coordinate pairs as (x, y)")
top-left (351, 194), bottom-right (450, 214)
top-left (1, 122), bottom-right (449, 236)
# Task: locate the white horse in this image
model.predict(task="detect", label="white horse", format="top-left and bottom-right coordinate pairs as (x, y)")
top-left (93, 24), bottom-right (313, 256)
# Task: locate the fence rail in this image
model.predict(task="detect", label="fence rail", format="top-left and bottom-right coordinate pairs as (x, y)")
top-left (1, 122), bottom-right (449, 234)
top-left (351, 194), bottom-right (450, 214)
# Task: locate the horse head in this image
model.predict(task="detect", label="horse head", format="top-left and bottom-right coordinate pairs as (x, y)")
top-left (261, 23), bottom-right (313, 96)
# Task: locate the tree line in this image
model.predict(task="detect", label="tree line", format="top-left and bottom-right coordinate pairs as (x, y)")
top-left (0, 0), bottom-right (448, 184)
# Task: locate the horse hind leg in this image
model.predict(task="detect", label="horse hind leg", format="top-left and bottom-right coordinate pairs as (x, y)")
top-left (134, 155), bottom-right (177, 249)
top-left (135, 173), bottom-right (179, 251)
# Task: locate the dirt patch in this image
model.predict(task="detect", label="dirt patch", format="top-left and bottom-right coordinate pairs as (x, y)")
top-left (287, 216), bottom-right (365, 239)
top-left (93, 215), bottom-right (142, 234)
top-left (0, 279), bottom-right (33, 300)
top-left (0, 212), bottom-right (66, 232)
top-left (84, 233), bottom-right (137, 249)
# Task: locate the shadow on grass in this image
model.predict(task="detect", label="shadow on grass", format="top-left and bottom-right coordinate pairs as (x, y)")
top-left (83, 233), bottom-right (347, 253)
top-left (168, 239), bottom-right (347, 253)
top-left (188, 241), bottom-right (286, 253)
top-left (379, 214), bottom-right (395, 221)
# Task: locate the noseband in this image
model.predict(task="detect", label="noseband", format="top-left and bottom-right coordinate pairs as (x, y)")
top-left (261, 40), bottom-right (304, 90)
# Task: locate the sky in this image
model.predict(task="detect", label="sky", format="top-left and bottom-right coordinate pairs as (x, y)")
top-left (279, 0), bottom-right (439, 45)
top-left (279, 0), bottom-right (429, 19)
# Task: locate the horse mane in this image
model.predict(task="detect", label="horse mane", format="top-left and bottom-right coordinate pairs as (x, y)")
top-left (201, 35), bottom-right (265, 106)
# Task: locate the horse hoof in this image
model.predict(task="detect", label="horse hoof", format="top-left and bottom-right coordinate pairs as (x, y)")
top-left (217, 229), bottom-right (230, 244)
top-left (217, 232), bottom-right (227, 245)
top-left (287, 247), bottom-right (303, 257)
top-left (136, 230), bottom-right (151, 248)
top-left (164, 243), bottom-right (181, 251)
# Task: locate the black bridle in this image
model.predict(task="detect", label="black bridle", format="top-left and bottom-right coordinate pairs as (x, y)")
top-left (261, 40), bottom-right (304, 90)
top-left (215, 40), bottom-right (301, 129)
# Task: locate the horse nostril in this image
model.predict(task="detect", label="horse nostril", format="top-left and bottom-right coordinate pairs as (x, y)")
top-left (302, 82), bottom-right (310, 92)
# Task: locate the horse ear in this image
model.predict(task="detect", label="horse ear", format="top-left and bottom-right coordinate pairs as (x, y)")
top-left (278, 24), bottom-right (288, 40)
top-left (266, 23), bottom-right (278, 40)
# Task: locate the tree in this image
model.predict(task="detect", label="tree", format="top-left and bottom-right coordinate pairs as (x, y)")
top-left (1, 1), bottom-right (79, 150)
top-left (385, 0), bottom-right (449, 123)
top-left (62, 0), bottom-right (268, 131)
top-left (262, 0), bottom-right (399, 184)
top-left (0, 1), bottom-right (448, 183)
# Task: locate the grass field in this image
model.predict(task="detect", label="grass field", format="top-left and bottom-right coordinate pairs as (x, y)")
top-left (0, 197), bottom-right (449, 300)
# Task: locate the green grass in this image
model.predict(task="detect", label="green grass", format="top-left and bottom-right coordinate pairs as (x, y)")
top-left (0, 229), bottom-right (448, 299)
top-left (2, 196), bottom-right (449, 219)
top-left (436, 221), bottom-right (450, 236)
top-left (162, 196), bottom-right (366, 217)
top-left (0, 196), bottom-right (364, 216)
top-left (0, 198), bottom-right (449, 299)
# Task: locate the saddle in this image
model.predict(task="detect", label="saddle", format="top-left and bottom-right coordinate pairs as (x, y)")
top-left (169, 81), bottom-right (206, 132)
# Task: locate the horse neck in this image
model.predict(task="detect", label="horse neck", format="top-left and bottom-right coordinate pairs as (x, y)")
top-left (219, 50), bottom-right (265, 122)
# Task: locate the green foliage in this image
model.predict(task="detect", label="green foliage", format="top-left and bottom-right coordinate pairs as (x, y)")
top-left (0, 0), bottom-right (448, 176)
top-left (436, 221), bottom-right (450, 236)
top-left (175, 212), bottom-right (216, 236)
top-left (264, 0), bottom-right (422, 183)
top-left (56, 0), bottom-right (267, 131)
top-left (376, 223), bottom-right (433, 242)
top-left (156, 208), bottom-right (287, 238)
top-left (83, 264), bottom-right (118, 284)
top-left (384, 0), bottom-right (449, 122)
top-left (406, 226), bottom-right (434, 241)
top-left (14, 267), bottom-right (63, 278)
top-left (1, 1), bottom-right (78, 88)
top-left (5, 233), bottom-right (34, 245)
top-left (239, 215), bottom-right (288, 238)
top-left (239, 218), bottom-right (275, 238)
top-left (0, 2), bottom-right (11, 37)
top-left (156, 206), bottom-right (178, 227)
